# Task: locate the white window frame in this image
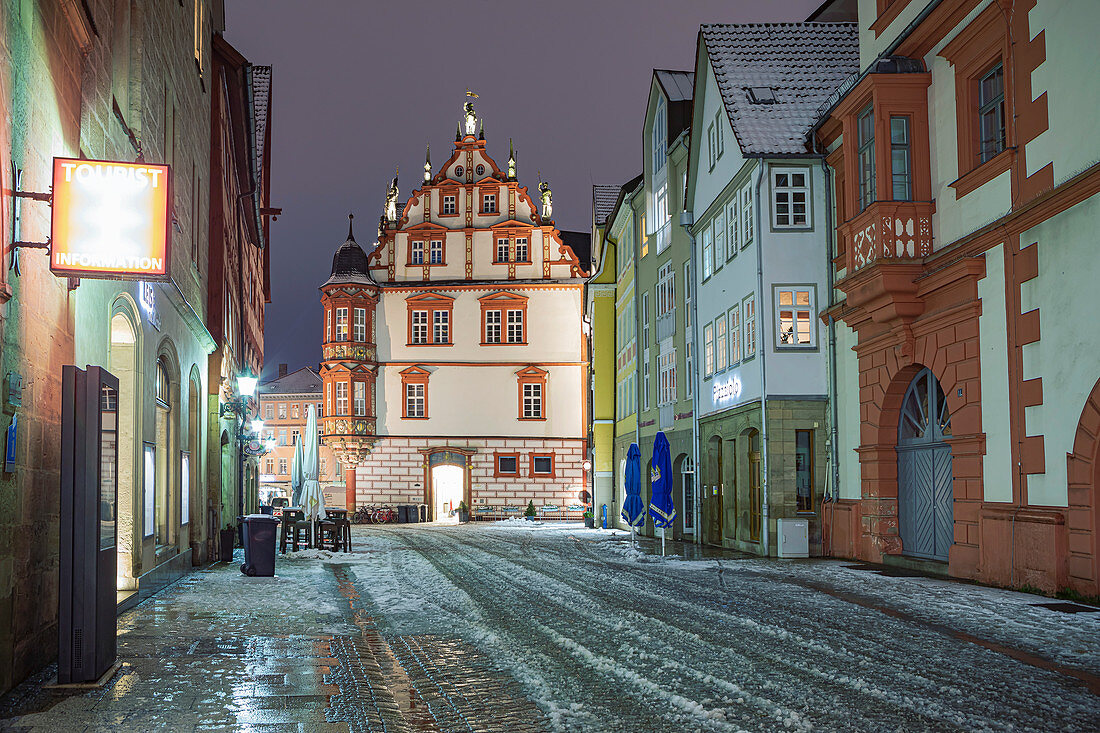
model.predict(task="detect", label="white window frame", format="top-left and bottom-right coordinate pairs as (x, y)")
top-left (353, 307), bottom-right (366, 342)
top-left (515, 237), bottom-right (528, 262)
top-left (354, 381), bottom-right (366, 416)
top-left (715, 316), bottom-right (727, 373)
top-left (658, 350), bottom-right (676, 406)
top-left (774, 286), bottom-right (817, 348)
top-left (485, 309), bottom-right (501, 343)
top-left (714, 211), bottom-right (726, 273)
top-left (653, 96), bottom-right (667, 172)
top-left (772, 167), bottom-right (812, 229)
top-left (522, 383), bottom-right (543, 419)
top-left (726, 198), bottom-right (739, 260)
top-left (743, 293), bottom-right (757, 359)
top-left (641, 291), bottom-right (650, 351)
top-left (701, 226), bottom-right (713, 280)
top-left (728, 304), bottom-right (742, 364)
top-left (405, 382), bottom-right (425, 418)
top-left (703, 322), bottom-right (714, 377)
top-left (429, 240), bottom-right (444, 264)
top-left (278, 402), bottom-right (287, 419)
top-left (443, 194), bottom-right (456, 215)
top-left (335, 307), bottom-right (348, 342)
top-left (410, 240), bottom-right (424, 265)
top-left (496, 238), bottom-right (510, 263)
top-left (707, 121), bottom-right (716, 170)
top-left (411, 310), bottom-right (429, 344)
top-left (506, 309), bottom-right (524, 344)
top-left (741, 186), bottom-right (753, 247)
top-left (433, 310), bottom-right (449, 344)
top-left (336, 382), bottom-right (348, 416)
top-left (714, 108), bottom-right (724, 159)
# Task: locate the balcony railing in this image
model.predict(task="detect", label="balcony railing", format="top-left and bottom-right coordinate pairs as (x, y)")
top-left (844, 201), bottom-right (934, 274)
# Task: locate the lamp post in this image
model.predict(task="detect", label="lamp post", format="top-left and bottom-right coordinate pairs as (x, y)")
top-left (221, 366), bottom-right (261, 534)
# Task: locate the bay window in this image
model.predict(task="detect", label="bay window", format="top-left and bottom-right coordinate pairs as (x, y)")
top-left (857, 106), bottom-right (875, 211)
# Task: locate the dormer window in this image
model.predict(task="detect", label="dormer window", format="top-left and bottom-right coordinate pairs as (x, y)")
top-left (475, 164), bottom-right (485, 177)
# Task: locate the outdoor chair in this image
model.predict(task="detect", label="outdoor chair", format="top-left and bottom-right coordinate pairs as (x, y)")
top-left (326, 510), bottom-right (351, 552)
top-left (279, 509), bottom-right (305, 553)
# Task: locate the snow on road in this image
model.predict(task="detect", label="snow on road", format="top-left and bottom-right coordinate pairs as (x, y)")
top-left (292, 521), bottom-right (1100, 732)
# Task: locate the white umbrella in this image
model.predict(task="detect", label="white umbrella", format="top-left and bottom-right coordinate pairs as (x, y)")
top-left (300, 404), bottom-right (326, 544)
top-left (290, 436), bottom-right (304, 506)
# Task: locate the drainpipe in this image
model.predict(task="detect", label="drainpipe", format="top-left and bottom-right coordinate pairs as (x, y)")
top-left (816, 144), bottom-right (840, 556)
top-left (680, 209), bottom-right (702, 545)
top-left (633, 210), bottom-right (642, 464)
top-left (753, 162), bottom-right (769, 556)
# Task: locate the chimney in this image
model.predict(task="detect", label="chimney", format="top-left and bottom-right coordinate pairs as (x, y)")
top-left (278, 363), bottom-right (288, 378)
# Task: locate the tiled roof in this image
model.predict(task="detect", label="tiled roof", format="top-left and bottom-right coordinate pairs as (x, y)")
top-left (323, 218), bottom-right (374, 287)
top-left (654, 69), bottom-right (694, 102)
top-left (700, 23), bottom-right (858, 155)
top-left (250, 66), bottom-right (272, 175)
top-left (592, 185), bottom-right (622, 226)
top-left (261, 367), bottom-right (322, 396)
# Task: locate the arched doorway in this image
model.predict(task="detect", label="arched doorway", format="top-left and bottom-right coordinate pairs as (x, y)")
top-left (432, 465), bottom-right (463, 522)
top-left (108, 307), bottom-right (140, 589)
top-left (705, 436), bottom-right (723, 545)
top-left (896, 367), bottom-right (953, 562)
top-left (186, 369), bottom-right (200, 562)
top-left (153, 357), bottom-right (176, 549)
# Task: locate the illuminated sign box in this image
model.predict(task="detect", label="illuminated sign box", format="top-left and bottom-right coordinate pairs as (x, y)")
top-left (50, 158), bottom-right (171, 281)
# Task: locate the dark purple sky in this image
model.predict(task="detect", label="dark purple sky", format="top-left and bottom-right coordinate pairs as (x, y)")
top-left (224, 0), bottom-right (820, 378)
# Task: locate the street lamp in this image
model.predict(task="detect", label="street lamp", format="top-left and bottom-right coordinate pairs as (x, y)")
top-left (221, 366), bottom-right (263, 532)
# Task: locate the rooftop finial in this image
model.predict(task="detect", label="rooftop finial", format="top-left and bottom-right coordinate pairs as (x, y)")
top-left (347, 213), bottom-right (355, 241)
top-left (508, 138), bottom-right (516, 180)
top-left (424, 143), bottom-right (432, 183)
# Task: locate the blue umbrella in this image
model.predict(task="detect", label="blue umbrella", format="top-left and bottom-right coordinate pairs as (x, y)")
top-left (620, 443), bottom-right (645, 531)
top-left (648, 431), bottom-right (676, 555)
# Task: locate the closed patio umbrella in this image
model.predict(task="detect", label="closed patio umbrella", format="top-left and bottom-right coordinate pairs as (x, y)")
top-left (290, 436), bottom-right (304, 507)
top-left (648, 431), bottom-right (676, 556)
top-left (299, 404), bottom-right (326, 543)
top-left (620, 443), bottom-right (644, 547)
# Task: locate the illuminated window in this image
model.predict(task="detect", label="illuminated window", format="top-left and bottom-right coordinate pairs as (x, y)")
top-left (715, 316), bottom-right (727, 372)
top-left (775, 287), bottom-right (815, 348)
top-left (703, 322), bottom-right (714, 377)
top-left (291, 403), bottom-right (299, 419)
top-left (335, 307), bottom-right (348, 341)
top-left (336, 382), bottom-right (348, 416)
top-left (743, 294), bottom-right (757, 358)
top-left (354, 308), bottom-right (367, 342)
top-left (354, 381), bottom-right (366, 416)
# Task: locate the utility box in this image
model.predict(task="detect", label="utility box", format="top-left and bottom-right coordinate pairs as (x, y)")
top-left (59, 365), bottom-right (119, 684)
top-left (777, 518), bottom-right (809, 558)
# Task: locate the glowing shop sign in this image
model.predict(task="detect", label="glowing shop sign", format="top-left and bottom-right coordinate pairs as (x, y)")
top-left (50, 158), bottom-right (171, 280)
top-left (712, 374), bottom-right (742, 404)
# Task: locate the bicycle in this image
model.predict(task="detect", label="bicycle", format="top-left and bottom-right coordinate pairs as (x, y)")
top-left (351, 505), bottom-right (374, 525)
top-left (372, 506), bottom-right (397, 524)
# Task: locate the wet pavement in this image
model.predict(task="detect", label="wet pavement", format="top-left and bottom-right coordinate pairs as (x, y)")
top-left (0, 521), bottom-right (1098, 732)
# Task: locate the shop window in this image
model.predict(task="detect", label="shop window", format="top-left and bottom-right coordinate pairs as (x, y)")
top-left (495, 453), bottom-right (519, 477)
top-left (775, 287), bottom-right (815, 348)
top-left (796, 429), bottom-right (815, 513)
top-left (531, 454), bottom-right (554, 477)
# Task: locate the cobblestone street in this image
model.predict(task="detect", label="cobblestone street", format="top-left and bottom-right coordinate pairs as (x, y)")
top-left (1, 522), bottom-right (1098, 732)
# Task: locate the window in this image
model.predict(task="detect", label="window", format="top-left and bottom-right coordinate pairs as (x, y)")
top-left (278, 428), bottom-right (287, 446)
top-left (531, 454), bottom-right (554, 477)
top-left (656, 262), bottom-right (674, 316)
top-left (354, 381), bottom-right (366, 416)
top-left (278, 403), bottom-right (287, 419)
top-left (400, 366), bottom-right (429, 419)
top-left (495, 453), bottom-right (519, 477)
top-left (642, 355), bottom-right (651, 410)
top-left (714, 210), bottom-right (727, 271)
top-left (890, 116), bottom-right (912, 200)
top-left (265, 458), bottom-right (274, 475)
top-left (325, 383), bottom-right (331, 417)
top-left (978, 63), bottom-right (1005, 164)
top-left (475, 164), bottom-right (485, 177)
top-left (291, 403), bottom-right (300, 419)
top-left (515, 238), bottom-right (528, 263)
top-left (776, 287), bottom-right (815, 347)
top-left (741, 186), bottom-right (753, 247)
top-left (326, 308), bottom-right (331, 341)
top-left (652, 96), bottom-right (667, 172)
top-left (433, 310), bottom-right (449, 344)
top-left (703, 322), bottom-right (714, 377)
top-left (506, 309), bottom-right (524, 343)
top-left (715, 317), bottom-right (727, 372)
top-left (409, 240), bottom-right (424, 265)
top-left (726, 198), bottom-right (740, 260)
top-left (857, 106), bottom-right (876, 211)
top-left (336, 382), bottom-right (348, 416)
top-left (482, 192), bottom-right (497, 214)
top-left (193, 0), bottom-right (205, 75)
top-left (354, 307), bottom-right (367, 342)
top-left (796, 429), bottom-right (815, 512)
top-left (772, 169), bottom-right (810, 228)
top-left (321, 458), bottom-right (327, 476)
top-left (742, 294), bottom-right (757, 358)
top-left (517, 367), bottom-right (547, 420)
top-left (641, 292), bottom-right (650, 351)
top-left (729, 305), bottom-right (742, 364)
top-left (707, 121), bottom-right (717, 169)
top-left (335, 307), bottom-right (348, 341)
top-left (523, 383), bottom-right (543, 418)
top-left (292, 429), bottom-right (300, 444)
top-left (714, 109), bottom-right (724, 159)
top-left (442, 194), bottom-right (456, 215)
top-left (658, 351), bottom-right (676, 406)
top-left (411, 310), bottom-right (429, 344)
top-left (265, 404), bottom-right (273, 420)
top-left (155, 361), bottom-right (170, 406)
top-left (485, 310), bottom-right (501, 343)
top-left (405, 383), bottom-right (425, 418)
top-left (701, 226), bottom-right (713, 280)
top-left (429, 240), bottom-right (444, 264)
top-left (278, 458), bottom-right (287, 475)
top-left (496, 238), bottom-right (510, 263)
top-left (455, 165), bottom-right (464, 178)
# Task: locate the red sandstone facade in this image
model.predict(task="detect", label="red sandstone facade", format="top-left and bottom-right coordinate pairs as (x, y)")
top-left (817, 0), bottom-right (1099, 595)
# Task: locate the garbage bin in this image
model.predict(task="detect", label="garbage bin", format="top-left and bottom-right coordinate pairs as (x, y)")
top-left (407, 504), bottom-right (419, 523)
top-left (239, 514), bottom-right (280, 577)
top-left (397, 505), bottom-right (408, 523)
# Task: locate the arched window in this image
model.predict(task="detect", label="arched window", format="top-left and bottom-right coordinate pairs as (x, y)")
top-left (155, 359), bottom-right (171, 407)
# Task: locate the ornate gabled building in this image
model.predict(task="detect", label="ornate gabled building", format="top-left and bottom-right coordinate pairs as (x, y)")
top-left (320, 100), bottom-right (591, 521)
